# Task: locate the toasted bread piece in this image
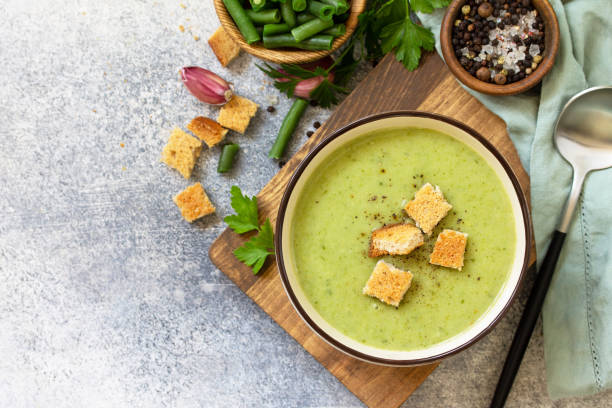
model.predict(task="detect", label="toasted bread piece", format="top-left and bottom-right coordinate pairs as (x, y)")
top-left (368, 223), bottom-right (424, 257)
top-left (217, 95), bottom-right (258, 134)
top-left (187, 116), bottom-right (228, 148)
top-left (404, 183), bottom-right (452, 235)
top-left (173, 182), bottom-right (215, 222)
top-left (208, 26), bottom-right (241, 67)
top-left (429, 229), bottom-right (468, 270)
top-left (363, 260), bottom-right (413, 307)
top-left (161, 128), bottom-right (202, 178)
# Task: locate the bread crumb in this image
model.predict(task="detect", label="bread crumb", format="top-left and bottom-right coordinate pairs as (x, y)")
top-left (430, 229), bottom-right (468, 270)
top-left (208, 26), bottom-right (241, 67)
top-left (180, 3), bottom-right (187, 8)
top-left (120, 143), bottom-right (125, 148)
top-left (369, 223), bottom-right (424, 257)
top-left (217, 95), bottom-right (258, 134)
top-left (161, 128), bottom-right (202, 178)
top-left (179, 25), bottom-right (185, 32)
top-left (404, 183), bottom-right (452, 235)
top-left (187, 116), bottom-right (228, 148)
top-left (193, 35), bottom-right (200, 41)
top-left (363, 260), bottom-right (413, 307)
top-left (173, 182), bottom-right (215, 222)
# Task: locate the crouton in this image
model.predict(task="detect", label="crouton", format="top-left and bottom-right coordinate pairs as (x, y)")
top-left (187, 116), bottom-right (228, 148)
top-left (173, 182), bottom-right (215, 222)
top-left (429, 229), bottom-right (468, 270)
top-left (368, 223), bottom-right (424, 257)
top-left (217, 95), bottom-right (258, 134)
top-left (161, 128), bottom-right (202, 178)
top-left (208, 26), bottom-right (241, 67)
top-left (363, 260), bottom-right (413, 307)
top-left (404, 183), bottom-right (452, 235)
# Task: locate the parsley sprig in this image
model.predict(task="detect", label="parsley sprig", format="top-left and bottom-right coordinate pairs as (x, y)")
top-left (224, 186), bottom-right (275, 275)
top-left (257, 54), bottom-right (354, 108)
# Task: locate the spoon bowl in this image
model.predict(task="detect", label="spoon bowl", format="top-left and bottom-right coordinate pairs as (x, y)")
top-left (555, 86), bottom-right (612, 173)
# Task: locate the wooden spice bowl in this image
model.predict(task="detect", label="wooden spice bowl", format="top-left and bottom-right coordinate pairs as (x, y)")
top-left (440, 0), bottom-right (559, 95)
top-left (214, 0), bottom-right (366, 64)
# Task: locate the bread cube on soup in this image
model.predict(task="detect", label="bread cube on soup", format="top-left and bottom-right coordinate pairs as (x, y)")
top-left (208, 26), bottom-right (241, 67)
top-left (368, 223), bottom-right (424, 257)
top-left (173, 182), bottom-right (215, 222)
top-left (404, 183), bottom-right (452, 235)
top-left (363, 260), bottom-right (413, 307)
top-left (161, 128), bottom-right (202, 178)
top-left (217, 95), bottom-right (258, 134)
top-left (187, 116), bottom-right (228, 148)
top-left (429, 229), bottom-right (468, 270)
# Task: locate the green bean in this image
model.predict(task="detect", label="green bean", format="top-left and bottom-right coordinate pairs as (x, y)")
top-left (322, 23), bottom-right (345, 37)
top-left (279, 1), bottom-right (297, 27)
top-left (218, 144), bottom-right (240, 173)
top-left (269, 98), bottom-right (308, 159)
top-left (223, 0), bottom-right (261, 44)
top-left (296, 13), bottom-right (316, 24)
top-left (308, 1), bottom-right (334, 20)
top-left (291, 17), bottom-right (333, 42)
top-left (262, 33), bottom-right (334, 50)
top-left (292, 0), bottom-right (307, 12)
top-left (246, 9), bottom-right (281, 24)
top-left (321, 0), bottom-right (349, 14)
top-left (249, 0), bottom-right (267, 11)
top-left (263, 23), bottom-right (291, 36)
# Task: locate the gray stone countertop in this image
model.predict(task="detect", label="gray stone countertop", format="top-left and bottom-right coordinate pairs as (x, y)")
top-left (0, 0), bottom-right (610, 407)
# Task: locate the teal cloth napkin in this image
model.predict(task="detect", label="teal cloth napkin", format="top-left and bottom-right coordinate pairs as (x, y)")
top-left (418, 0), bottom-right (612, 399)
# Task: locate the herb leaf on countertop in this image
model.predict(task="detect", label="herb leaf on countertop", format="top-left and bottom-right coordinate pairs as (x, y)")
top-left (224, 185), bottom-right (260, 234)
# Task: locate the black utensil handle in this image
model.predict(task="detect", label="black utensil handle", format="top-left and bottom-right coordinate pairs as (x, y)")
top-left (490, 230), bottom-right (567, 408)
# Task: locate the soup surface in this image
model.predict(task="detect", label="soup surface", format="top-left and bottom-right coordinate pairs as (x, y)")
top-left (291, 128), bottom-right (516, 350)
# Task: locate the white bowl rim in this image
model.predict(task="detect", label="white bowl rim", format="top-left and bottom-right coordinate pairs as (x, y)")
top-left (274, 111), bottom-right (532, 366)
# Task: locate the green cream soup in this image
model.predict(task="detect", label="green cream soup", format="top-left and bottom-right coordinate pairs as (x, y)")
top-left (291, 128), bottom-right (516, 350)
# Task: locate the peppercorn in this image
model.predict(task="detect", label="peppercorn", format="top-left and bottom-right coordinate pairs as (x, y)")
top-left (467, 23), bottom-right (475, 31)
top-left (525, 68), bottom-right (532, 75)
top-left (531, 62), bottom-right (538, 69)
top-left (478, 2), bottom-right (493, 17)
top-left (476, 66), bottom-right (490, 81)
top-left (533, 54), bottom-right (543, 63)
top-left (494, 73), bottom-right (507, 84)
top-left (306, 130), bottom-right (314, 137)
top-left (266, 106), bottom-right (275, 113)
top-left (313, 121), bottom-right (321, 129)
top-left (461, 5), bottom-right (471, 14)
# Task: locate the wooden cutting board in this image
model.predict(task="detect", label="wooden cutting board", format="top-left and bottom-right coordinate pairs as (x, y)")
top-left (209, 52), bottom-right (533, 408)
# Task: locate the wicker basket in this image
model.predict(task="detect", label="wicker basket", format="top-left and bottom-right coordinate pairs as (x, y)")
top-left (213, 0), bottom-right (366, 64)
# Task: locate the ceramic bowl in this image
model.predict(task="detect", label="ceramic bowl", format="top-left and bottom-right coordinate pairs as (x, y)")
top-left (275, 111), bottom-right (532, 365)
top-left (440, 0), bottom-right (560, 95)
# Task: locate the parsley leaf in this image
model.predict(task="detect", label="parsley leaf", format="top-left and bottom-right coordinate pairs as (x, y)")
top-left (233, 219), bottom-right (274, 275)
top-left (410, 0), bottom-right (451, 13)
top-left (223, 185), bottom-right (260, 234)
top-left (380, 11), bottom-right (435, 71)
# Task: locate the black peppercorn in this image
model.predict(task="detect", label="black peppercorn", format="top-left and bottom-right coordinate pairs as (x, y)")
top-left (306, 130), bottom-right (314, 137)
top-left (313, 121), bottom-right (321, 129)
top-left (266, 106), bottom-right (275, 113)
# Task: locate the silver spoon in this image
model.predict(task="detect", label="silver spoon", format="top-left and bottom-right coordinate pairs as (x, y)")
top-left (491, 86), bottom-right (612, 408)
